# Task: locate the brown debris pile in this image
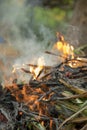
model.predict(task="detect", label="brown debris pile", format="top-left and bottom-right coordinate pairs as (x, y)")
top-left (0, 33), bottom-right (87, 130)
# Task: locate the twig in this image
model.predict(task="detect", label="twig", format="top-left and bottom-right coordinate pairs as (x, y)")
top-left (80, 124), bottom-right (87, 130)
top-left (77, 57), bottom-right (87, 63)
top-left (21, 68), bottom-right (31, 73)
top-left (36, 68), bottom-right (44, 80)
top-left (71, 117), bottom-right (87, 123)
top-left (20, 108), bottom-right (55, 121)
top-left (40, 61), bottom-right (64, 80)
top-left (58, 105), bottom-right (87, 130)
top-left (38, 86), bottom-right (58, 101)
top-left (75, 44), bottom-right (87, 53)
top-left (68, 72), bottom-right (87, 79)
top-left (27, 63), bottom-right (51, 69)
top-left (59, 79), bottom-right (86, 94)
top-left (45, 51), bottom-right (66, 59)
top-left (51, 92), bottom-right (87, 101)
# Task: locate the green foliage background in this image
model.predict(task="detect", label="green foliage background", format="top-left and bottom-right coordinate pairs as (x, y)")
top-left (0, 0), bottom-right (73, 45)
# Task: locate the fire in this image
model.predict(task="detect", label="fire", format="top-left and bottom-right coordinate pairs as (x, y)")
top-left (30, 57), bottom-right (45, 79)
top-left (54, 32), bottom-right (74, 59)
top-left (4, 32), bottom-right (87, 130)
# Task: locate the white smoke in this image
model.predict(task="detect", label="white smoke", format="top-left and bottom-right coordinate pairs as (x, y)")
top-left (0, 0), bottom-right (55, 82)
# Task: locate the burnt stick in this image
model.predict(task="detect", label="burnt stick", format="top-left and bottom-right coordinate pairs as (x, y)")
top-left (59, 79), bottom-right (85, 94)
top-left (68, 73), bottom-right (87, 79)
top-left (27, 63), bottom-right (51, 69)
top-left (38, 86), bottom-right (60, 101)
top-left (40, 61), bottom-right (64, 80)
top-left (21, 68), bottom-right (31, 73)
top-left (50, 92), bottom-right (87, 101)
top-left (45, 50), bottom-right (66, 59)
top-left (36, 68), bottom-right (44, 80)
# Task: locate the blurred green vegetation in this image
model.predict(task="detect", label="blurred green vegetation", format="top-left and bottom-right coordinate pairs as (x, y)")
top-left (0, 0), bottom-right (73, 45)
top-left (16, 5), bottom-right (73, 43)
top-left (35, 7), bottom-right (73, 30)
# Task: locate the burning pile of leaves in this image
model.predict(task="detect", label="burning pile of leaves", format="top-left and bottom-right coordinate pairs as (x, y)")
top-left (0, 33), bottom-right (87, 130)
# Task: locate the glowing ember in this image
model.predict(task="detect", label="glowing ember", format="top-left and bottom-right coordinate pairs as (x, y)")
top-left (68, 57), bottom-right (87, 68)
top-left (54, 32), bottom-right (74, 59)
top-left (30, 57), bottom-right (45, 79)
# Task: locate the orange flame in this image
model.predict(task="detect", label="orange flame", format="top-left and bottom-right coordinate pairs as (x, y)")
top-left (54, 32), bottom-right (74, 59)
top-left (30, 57), bottom-right (45, 79)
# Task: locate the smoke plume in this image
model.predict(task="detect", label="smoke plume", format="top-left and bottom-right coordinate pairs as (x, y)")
top-left (0, 0), bottom-right (54, 82)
